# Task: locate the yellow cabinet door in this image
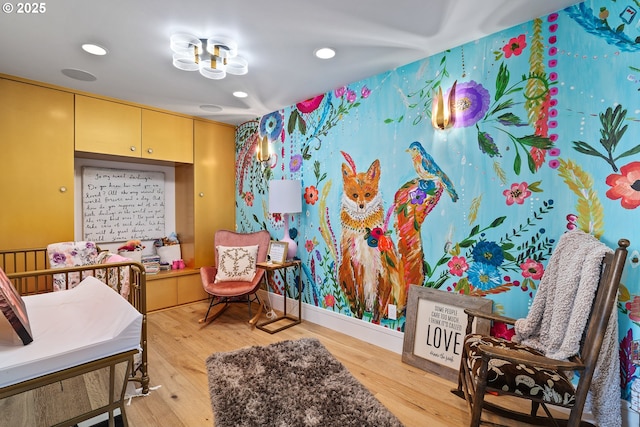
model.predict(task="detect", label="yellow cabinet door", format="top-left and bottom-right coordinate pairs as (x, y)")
top-left (177, 272), bottom-right (208, 305)
top-left (142, 110), bottom-right (193, 163)
top-left (146, 277), bottom-right (178, 311)
top-left (75, 95), bottom-right (141, 157)
top-left (193, 120), bottom-right (236, 267)
top-left (0, 79), bottom-right (74, 249)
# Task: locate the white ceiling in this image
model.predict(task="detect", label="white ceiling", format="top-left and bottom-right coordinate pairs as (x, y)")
top-left (0, 0), bottom-right (580, 126)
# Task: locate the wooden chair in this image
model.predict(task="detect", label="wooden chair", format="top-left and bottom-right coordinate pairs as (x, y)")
top-left (199, 230), bottom-right (271, 326)
top-left (455, 236), bottom-right (629, 427)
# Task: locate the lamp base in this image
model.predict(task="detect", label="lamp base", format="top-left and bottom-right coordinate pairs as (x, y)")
top-left (281, 214), bottom-right (297, 260)
top-left (280, 236), bottom-right (297, 261)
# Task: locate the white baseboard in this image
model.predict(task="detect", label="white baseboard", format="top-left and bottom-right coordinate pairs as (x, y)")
top-left (623, 402), bottom-right (639, 427)
top-left (257, 289), bottom-right (404, 354)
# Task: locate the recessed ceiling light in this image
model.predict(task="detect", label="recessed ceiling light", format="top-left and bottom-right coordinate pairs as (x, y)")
top-left (233, 91), bottom-right (248, 98)
top-left (314, 47), bottom-right (335, 59)
top-left (61, 68), bottom-right (97, 81)
top-left (200, 104), bottom-right (223, 113)
top-left (82, 43), bottom-right (108, 56)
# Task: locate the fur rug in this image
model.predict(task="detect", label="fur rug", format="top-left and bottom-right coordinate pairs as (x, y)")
top-left (206, 338), bottom-right (403, 427)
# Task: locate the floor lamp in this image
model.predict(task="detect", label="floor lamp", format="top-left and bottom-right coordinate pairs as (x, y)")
top-left (268, 180), bottom-right (302, 260)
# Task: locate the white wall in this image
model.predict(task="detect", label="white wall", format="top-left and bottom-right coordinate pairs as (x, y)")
top-left (73, 158), bottom-right (176, 256)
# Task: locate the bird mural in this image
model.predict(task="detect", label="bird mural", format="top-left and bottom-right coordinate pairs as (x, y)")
top-left (389, 142), bottom-right (459, 301)
top-left (406, 141), bottom-right (459, 202)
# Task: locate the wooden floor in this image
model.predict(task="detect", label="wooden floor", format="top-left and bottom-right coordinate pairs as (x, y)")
top-left (125, 301), bottom-right (538, 427)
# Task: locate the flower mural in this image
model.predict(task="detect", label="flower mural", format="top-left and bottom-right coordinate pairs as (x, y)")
top-left (502, 34), bottom-right (528, 58)
top-left (520, 258), bottom-right (544, 280)
top-left (565, 213), bottom-right (578, 230)
top-left (296, 95), bottom-right (324, 114)
top-left (448, 256), bottom-right (469, 277)
top-left (450, 80), bottom-right (491, 128)
top-left (322, 293), bottom-right (336, 309)
top-left (472, 241), bottom-right (504, 266)
top-left (466, 262), bottom-right (502, 291)
top-left (289, 154), bottom-right (303, 172)
top-left (503, 182), bottom-right (532, 205)
top-left (606, 161), bottom-right (640, 209)
top-left (304, 185), bottom-right (319, 205)
top-left (259, 111), bottom-right (284, 141)
top-left (243, 191), bottom-right (254, 207)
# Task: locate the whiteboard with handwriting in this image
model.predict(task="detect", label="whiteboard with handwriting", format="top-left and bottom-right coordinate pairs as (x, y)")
top-left (82, 167), bottom-right (165, 242)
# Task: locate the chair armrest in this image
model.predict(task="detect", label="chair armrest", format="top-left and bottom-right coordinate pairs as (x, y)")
top-left (200, 266), bottom-right (217, 284)
top-left (477, 344), bottom-right (585, 371)
top-left (251, 268), bottom-right (265, 288)
top-left (465, 308), bottom-right (516, 325)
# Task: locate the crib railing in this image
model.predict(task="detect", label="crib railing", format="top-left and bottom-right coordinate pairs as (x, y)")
top-left (5, 261), bottom-right (149, 394)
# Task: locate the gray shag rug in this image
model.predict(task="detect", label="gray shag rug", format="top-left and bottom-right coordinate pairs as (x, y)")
top-left (206, 337), bottom-right (404, 427)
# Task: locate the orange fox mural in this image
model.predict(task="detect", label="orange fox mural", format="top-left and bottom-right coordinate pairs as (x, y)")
top-left (338, 152), bottom-right (405, 322)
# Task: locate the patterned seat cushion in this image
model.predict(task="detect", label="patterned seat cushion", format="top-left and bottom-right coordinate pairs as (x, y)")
top-left (464, 334), bottom-right (576, 407)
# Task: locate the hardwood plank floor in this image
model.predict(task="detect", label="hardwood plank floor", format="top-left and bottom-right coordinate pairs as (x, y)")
top-left (125, 301), bottom-right (536, 427)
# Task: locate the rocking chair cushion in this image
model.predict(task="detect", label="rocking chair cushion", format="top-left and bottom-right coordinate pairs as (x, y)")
top-left (464, 334), bottom-right (576, 407)
top-left (214, 245), bottom-right (259, 283)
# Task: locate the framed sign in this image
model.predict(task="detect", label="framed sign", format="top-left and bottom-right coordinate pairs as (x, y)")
top-left (0, 268), bottom-right (33, 345)
top-left (267, 241), bottom-right (288, 264)
top-left (402, 285), bottom-right (492, 382)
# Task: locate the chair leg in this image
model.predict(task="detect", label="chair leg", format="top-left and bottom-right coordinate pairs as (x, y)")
top-left (249, 294), bottom-right (263, 327)
top-left (453, 343), bottom-right (475, 414)
top-left (200, 297), bottom-right (217, 323)
top-left (469, 357), bottom-right (490, 427)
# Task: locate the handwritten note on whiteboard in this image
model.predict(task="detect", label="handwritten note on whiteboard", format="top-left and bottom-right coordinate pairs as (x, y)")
top-left (82, 167), bottom-right (165, 243)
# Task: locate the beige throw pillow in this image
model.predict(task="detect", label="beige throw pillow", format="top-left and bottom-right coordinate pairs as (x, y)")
top-left (214, 245), bottom-right (259, 283)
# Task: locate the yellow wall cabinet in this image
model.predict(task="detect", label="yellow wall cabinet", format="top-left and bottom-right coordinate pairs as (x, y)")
top-left (176, 120), bottom-right (236, 268)
top-left (142, 109), bottom-right (193, 163)
top-left (75, 95), bottom-right (142, 158)
top-left (0, 78), bottom-right (74, 249)
top-left (75, 95), bottom-right (194, 163)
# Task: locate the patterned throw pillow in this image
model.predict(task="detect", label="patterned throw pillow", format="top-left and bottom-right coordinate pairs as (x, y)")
top-left (214, 245), bottom-right (259, 283)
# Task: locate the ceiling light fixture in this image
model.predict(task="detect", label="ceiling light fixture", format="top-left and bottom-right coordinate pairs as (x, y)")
top-left (233, 91), bottom-right (248, 98)
top-left (314, 47), bottom-right (335, 59)
top-left (170, 33), bottom-right (248, 80)
top-left (82, 43), bottom-right (108, 56)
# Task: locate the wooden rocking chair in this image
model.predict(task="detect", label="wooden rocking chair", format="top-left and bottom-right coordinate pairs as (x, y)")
top-left (454, 235), bottom-right (629, 427)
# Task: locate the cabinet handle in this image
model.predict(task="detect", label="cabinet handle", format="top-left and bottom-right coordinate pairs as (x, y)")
top-left (199, 192), bottom-right (204, 197)
top-left (59, 186), bottom-right (67, 193)
top-left (147, 148), bottom-right (153, 154)
top-left (130, 146), bottom-right (136, 152)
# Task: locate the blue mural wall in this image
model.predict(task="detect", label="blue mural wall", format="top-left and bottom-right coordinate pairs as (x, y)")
top-left (236, 0), bottom-right (640, 399)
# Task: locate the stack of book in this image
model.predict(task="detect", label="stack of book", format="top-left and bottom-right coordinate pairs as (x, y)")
top-left (141, 254), bottom-right (161, 275)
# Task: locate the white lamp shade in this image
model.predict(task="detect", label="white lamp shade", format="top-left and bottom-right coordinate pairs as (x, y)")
top-left (269, 180), bottom-right (302, 214)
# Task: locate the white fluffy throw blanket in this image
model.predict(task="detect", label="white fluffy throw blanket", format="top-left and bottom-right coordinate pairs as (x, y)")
top-left (513, 230), bottom-right (620, 427)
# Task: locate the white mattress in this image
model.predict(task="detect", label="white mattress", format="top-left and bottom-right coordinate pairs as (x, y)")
top-left (0, 276), bottom-right (143, 388)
